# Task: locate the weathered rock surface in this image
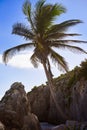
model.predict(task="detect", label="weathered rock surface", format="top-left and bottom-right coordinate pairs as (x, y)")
top-left (0, 82), bottom-right (41, 130)
top-left (28, 60), bottom-right (87, 124)
top-left (0, 122), bottom-right (5, 130)
top-left (28, 85), bottom-right (50, 122)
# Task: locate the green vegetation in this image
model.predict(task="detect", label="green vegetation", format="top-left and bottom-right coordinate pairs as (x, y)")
top-left (67, 70), bottom-right (76, 88)
top-left (31, 86), bottom-right (38, 91)
top-left (77, 59), bottom-right (87, 79)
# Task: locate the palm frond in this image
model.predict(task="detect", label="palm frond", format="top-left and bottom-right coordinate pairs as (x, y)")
top-left (46, 19), bottom-right (83, 34)
top-left (51, 3), bottom-right (66, 16)
top-left (3, 43), bottom-right (34, 64)
top-left (30, 53), bottom-right (39, 68)
top-left (45, 33), bottom-right (81, 40)
top-left (49, 48), bottom-right (69, 72)
top-left (35, 0), bottom-right (45, 13)
top-left (12, 23), bottom-right (34, 40)
top-left (23, 0), bottom-right (31, 17)
top-left (23, 0), bottom-right (35, 31)
top-left (50, 43), bottom-right (87, 54)
top-left (34, 2), bottom-right (66, 34)
top-left (52, 39), bottom-right (87, 44)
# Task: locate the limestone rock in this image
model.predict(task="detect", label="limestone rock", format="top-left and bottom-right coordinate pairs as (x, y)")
top-left (0, 82), bottom-right (41, 130)
top-left (28, 85), bottom-right (50, 122)
top-left (22, 113), bottom-right (41, 130)
top-left (28, 65), bottom-right (87, 124)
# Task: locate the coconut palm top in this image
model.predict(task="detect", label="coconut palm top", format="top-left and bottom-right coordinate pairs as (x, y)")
top-left (3, 0), bottom-right (87, 72)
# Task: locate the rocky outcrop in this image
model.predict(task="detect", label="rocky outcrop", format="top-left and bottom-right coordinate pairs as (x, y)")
top-left (28, 85), bottom-right (50, 122)
top-left (0, 60), bottom-right (87, 128)
top-left (28, 60), bottom-right (87, 124)
top-left (0, 82), bottom-right (41, 130)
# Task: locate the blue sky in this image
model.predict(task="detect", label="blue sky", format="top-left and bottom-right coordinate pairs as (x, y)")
top-left (0, 0), bottom-right (87, 98)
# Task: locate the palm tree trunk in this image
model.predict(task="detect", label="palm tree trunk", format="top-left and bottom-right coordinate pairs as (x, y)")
top-left (42, 60), bottom-right (68, 120)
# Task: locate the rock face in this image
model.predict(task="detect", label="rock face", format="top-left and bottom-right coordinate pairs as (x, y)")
top-left (0, 82), bottom-right (41, 130)
top-left (28, 85), bottom-right (50, 122)
top-left (0, 122), bottom-right (5, 130)
top-left (28, 60), bottom-right (87, 124)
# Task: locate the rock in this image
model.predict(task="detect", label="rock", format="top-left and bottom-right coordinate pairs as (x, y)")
top-left (22, 114), bottom-right (41, 130)
top-left (28, 77), bottom-right (70, 124)
top-left (27, 61), bottom-right (87, 124)
top-left (28, 85), bottom-right (50, 122)
top-left (80, 122), bottom-right (87, 130)
top-left (66, 120), bottom-right (78, 126)
top-left (66, 120), bottom-right (87, 130)
top-left (0, 82), bottom-right (41, 130)
top-left (66, 120), bottom-right (80, 130)
top-left (0, 122), bottom-right (5, 130)
top-left (51, 124), bottom-right (67, 130)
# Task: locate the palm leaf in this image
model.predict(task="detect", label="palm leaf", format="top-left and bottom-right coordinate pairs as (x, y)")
top-left (12, 23), bottom-right (34, 40)
top-left (52, 39), bottom-right (87, 44)
top-left (49, 48), bottom-right (69, 72)
top-left (3, 43), bottom-right (34, 64)
top-left (35, 0), bottom-right (45, 13)
top-left (34, 2), bottom-right (66, 34)
top-left (23, 0), bottom-right (31, 17)
top-left (50, 43), bottom-right (87, 54)
top-left (46, 19), bottom-right (83, 34)
top-left (45, 33), bottom-right (81, 40)
top-left (30, 53), bottom-right (39, 68)
top-left (23, 0), bottom-right (35, 31)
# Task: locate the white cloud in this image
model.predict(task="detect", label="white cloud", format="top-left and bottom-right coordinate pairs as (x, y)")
top-left (1, 51), bottom-right (86, 71)
top-left (0, 53), bottom-right (42, 69)
top-left (0, 54), bottom-right (3, 64)
top-left (8, 53), bottom-right (33, 69)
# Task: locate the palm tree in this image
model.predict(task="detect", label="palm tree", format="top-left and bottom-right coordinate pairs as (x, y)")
top-left (3, 0), bottom-right (87, 119)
